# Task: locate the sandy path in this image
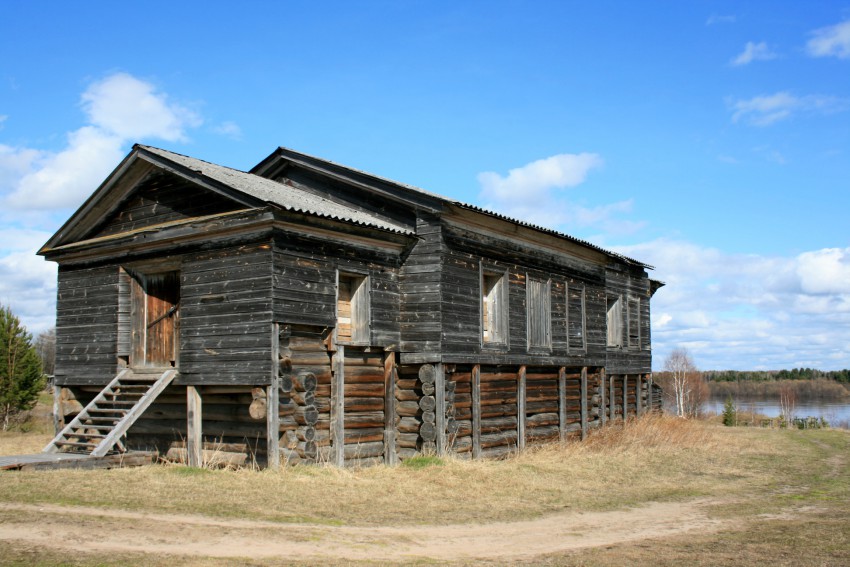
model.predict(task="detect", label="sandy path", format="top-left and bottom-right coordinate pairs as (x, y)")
top-left (0, 499), bottom-right (725, 562)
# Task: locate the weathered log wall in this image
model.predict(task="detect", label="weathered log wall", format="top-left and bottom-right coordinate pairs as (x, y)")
top-left (55, 265), bottom-right (121, 386)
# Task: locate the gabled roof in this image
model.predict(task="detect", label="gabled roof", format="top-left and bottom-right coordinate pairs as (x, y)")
top-left (40, 145), bottom-right (412, 253)
top-left (42, 144), bottom-right (652, 270)
top-left (137, 146), bottom-right (410, 234)
top-left (253, 146), bottom-right (652, 270)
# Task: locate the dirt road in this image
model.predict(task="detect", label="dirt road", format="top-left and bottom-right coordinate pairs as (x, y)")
top-left (0, 498), bottom-right (725, 562)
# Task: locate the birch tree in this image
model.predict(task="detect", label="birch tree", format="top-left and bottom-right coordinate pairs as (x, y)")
top-left (662, 347), bottom-right (706, 418)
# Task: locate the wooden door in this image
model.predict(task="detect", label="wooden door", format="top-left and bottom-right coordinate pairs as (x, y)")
top-left (131, 271), bottom-right (180, 368)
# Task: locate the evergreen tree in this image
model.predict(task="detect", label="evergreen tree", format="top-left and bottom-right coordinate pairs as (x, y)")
top-left (722, 395), bottom-right (736, 427)
top-left (0, 305), bottom-right (45, 431)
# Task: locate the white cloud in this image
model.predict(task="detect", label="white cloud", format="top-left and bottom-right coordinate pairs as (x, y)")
top-left (478, 153), bottom-right (603, 203)
top-left (806, 20), bottom-right (850, 59)
top-left (0, 115), bottom-right (7, 128)
top-left (0, 73), bottom-right (203, 334)
top-left (82, 73), bottom-right (200, 141)
top-left (614, 239), bottom-right (850, 370)
top-left (2, 72), bottom-right (202, 211)
top-left (0, 228), bottom-right (57, 334)
top-left (477, 153), bottom-right (641, 235)
top-left (796, 248), bottom-right (850, 294)
top-left (706, 14), bottom-right (736, 26)
top-left (730, 41), bottom-right (777, 66)
top-left (729, 92), bottom-right (849, 126)
top-left (212, 121), bottom-right (243, 139)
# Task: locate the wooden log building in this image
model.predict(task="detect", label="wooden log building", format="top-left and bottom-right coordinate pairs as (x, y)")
top-left (39, 145), bottom-right (663, 468)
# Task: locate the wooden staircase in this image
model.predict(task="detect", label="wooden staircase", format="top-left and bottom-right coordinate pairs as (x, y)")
top-left (44, 368), bottom-right (177, 457)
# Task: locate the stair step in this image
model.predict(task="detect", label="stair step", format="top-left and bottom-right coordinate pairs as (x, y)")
top-left (54, 440), bottom-right (98, 448)
top-left (88, 408), bottom-right (128, 415)
top-left (97, 400), bottom-right (139, 406)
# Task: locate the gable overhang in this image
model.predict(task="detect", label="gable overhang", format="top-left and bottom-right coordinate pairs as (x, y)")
top-left (39, 146), bottom-right (266, 254)
top-left (252, 147), bottom-right (653, 272)
top-left (251, 147), bottom-right (446, 215)
top-left (40, 204), bottom-right (412, 266)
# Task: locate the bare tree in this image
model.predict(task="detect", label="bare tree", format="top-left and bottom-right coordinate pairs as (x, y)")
top-left (35, 327), bottom-right (56, 377)
top-left (661, 347), bottom-right (706, 418)
top-left (779, 382), bottom-right (797, 427)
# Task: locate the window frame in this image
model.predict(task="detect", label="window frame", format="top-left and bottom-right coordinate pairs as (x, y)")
top-left (526, 275), bottom-right (552, 352)
top-left (480, 263), bottom-right (509, 349)
top-left (627, 295), bottom-right (641, 350)
top-left (336, 270), bottom-right (371, 346)
top-left (606, 294), bottom-right (624, 348)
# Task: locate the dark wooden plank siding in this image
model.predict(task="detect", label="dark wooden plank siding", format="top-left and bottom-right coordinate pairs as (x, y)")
top-left (179, 242), bottom-right (274, 385)
top-left (272, 233), bottom-right (401, 348)
top-left (604, 268), bottom-right (652, 374)
top-left (400, 213), bottom-right (443, 355)
top-left (55, 265), bottom-right (120, 385)
top-left (91, 171), bottom-right (241, 238)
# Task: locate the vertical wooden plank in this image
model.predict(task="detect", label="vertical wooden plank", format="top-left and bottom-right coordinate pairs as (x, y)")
top-left (580, 367), bottom-right (588, 440)
top-left (331, 345), bottom-right (345, 467)
top-left (517, 365), bottom-right (526, 451)
top-left (266, 322), bottom-right (280, 470)
top-left (600, 368), bottom-right (607, 426)
top-left (435, 363), bottom-right (446, 455)
top-left (186, 385), bottom-right (202, 467)
top-left (609, 372), bottom-right (616, 422)
top-left (383, 351), bottom-right (397, 465)
top-left (623, 375), bottom-right (629, 421)
top-left (472, 364), bottom-right (481, 459)
top-left (558, 366), bottom-right (567, 441)
top-left (636, 374), bottom-right (643, 416)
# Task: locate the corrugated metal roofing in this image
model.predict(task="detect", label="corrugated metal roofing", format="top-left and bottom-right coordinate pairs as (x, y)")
top-left (271, 146), bottom-right (652, 269)
top-left (138, 145), bottom-right (412, 235)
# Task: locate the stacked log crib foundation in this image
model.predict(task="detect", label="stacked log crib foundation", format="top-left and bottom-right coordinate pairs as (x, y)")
top-left (56, 324), bottom-right (662, 468)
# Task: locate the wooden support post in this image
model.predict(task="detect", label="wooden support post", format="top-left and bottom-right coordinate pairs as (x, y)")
top-left (267, 323), bottom-right (281, 470)
top-left (636, 374), bottom-right (642, 416)
top-left (435, 363), bottom-right (446, 456)
top-left (472, 364), bottom-right (481, 459)
top-left (383, 351), bottom-right (397, 466)
top-left (623, 375), bottom-right (629, 421)
top-left (600, 369), bottom-right (607, 426)
top-left (580, 367), bottom-right (588, 440)
top-left (186, 385), bottom-right (202, 468)
top-left (52, 384), bottom-right (62, 434)
top-left (517, 365), bottom-right (527, 451)
top-left (609, 372), bottom-right (616, 422)
top-left (331, 345), bottom-right (345, 467)
top-left (558, 367), bottom-right (567, 442)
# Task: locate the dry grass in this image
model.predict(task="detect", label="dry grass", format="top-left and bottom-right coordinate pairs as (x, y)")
top-left (0, 414), bottom-right (781, 526)
top-left (0, 414), bottom-right (848, 565)
top-left (0, 431), bottom-right (51, 456)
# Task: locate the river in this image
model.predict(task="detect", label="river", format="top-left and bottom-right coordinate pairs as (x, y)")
top-left (702, 398), bottom-right (850, 427)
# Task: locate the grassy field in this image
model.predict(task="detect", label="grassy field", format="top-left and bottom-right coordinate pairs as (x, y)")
top-left (0, 413), bottom-right (848, 565)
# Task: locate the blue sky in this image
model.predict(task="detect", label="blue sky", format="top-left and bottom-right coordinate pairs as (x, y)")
top-left (1, 1), bottom-right (849, 370)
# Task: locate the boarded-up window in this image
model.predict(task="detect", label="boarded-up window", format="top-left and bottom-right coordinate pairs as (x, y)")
top-left (606, 295), bottom-right (623, 347)
top-left (628, 296), bottom-right (641, 349)
top-left (527, 277), bottom-right (552, 350)
top-left (337, 273), bottom-right (370, 345)
top-left (117, 268), bottom-right (131, 362)
top-left (567, 283), bottom-right (586, 352)
top-left (482, 269), bottom-right (508, 346)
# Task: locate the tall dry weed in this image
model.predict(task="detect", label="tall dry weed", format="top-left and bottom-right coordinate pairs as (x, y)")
top-left (577, 414), bottom-right (723, 455)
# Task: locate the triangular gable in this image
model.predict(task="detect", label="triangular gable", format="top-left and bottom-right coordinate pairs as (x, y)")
top-left (41, 145), bottom-right (415, 256)
top-left (88, 169), bottom-right (243, 240)
top-left (41, 146), bottom-right (265, 252)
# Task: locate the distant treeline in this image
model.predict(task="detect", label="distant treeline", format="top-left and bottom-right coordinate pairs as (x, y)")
top-left (704, 368), bottom-right (850, 384)
top-left (710, 378), bottom-right (850, 401)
